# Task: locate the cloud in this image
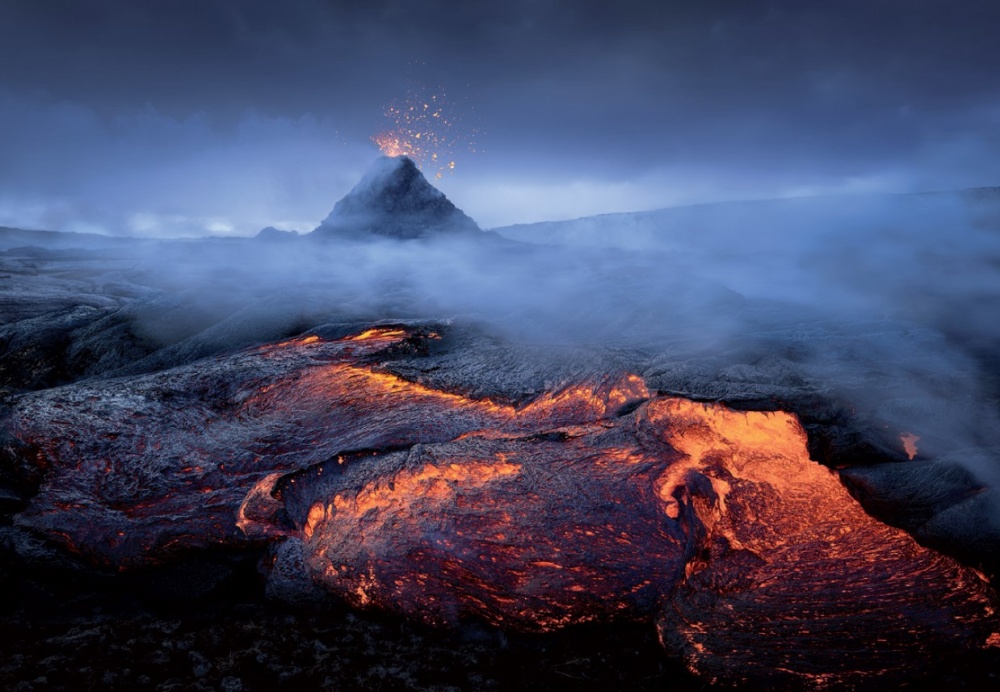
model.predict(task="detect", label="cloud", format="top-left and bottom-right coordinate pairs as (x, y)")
top-left (2, 2), bottom-right (1000, 234)
top-left (0, 90), bottom-right (377, 235)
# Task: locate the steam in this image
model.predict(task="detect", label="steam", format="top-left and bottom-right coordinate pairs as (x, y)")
top-left (488, 190), bottom-right (1000, 490)
top-left (371, 84), bottom-right (478, 180)
top-left (0, 89), bottom-right (371, 237)
top-left (7, 157), bottom-right (1000, 496)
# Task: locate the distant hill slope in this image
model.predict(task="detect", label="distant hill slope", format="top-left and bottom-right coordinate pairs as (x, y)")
top-left (0, 226), bottom-right (145, 252)
top-left (491, 187), bottom-right (1000, 251)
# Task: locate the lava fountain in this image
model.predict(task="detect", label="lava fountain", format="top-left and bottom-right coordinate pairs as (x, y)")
top-left (370, 86), bottom-right (477, 179)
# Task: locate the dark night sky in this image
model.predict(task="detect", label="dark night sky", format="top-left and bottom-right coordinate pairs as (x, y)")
top-left (1, 0), bottom-right (999, 234)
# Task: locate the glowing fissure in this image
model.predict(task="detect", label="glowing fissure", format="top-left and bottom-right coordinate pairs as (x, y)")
top-left (901, 431), bottom-right (921, 459)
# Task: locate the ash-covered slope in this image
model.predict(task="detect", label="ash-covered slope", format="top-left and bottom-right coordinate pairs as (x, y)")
top-left (311, 156), bottom-right (482, 240)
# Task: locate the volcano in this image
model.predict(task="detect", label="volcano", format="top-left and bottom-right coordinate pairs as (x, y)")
top-left (311, 156), bottom-right (482, 240)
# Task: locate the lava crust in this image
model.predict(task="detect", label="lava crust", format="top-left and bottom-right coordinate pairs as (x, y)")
top-left (2, 325), bottom-right (997, 685)
top-left (241, 389), bottom-right (998, 686)
top-left (1, 325), bottom-right (646, 567)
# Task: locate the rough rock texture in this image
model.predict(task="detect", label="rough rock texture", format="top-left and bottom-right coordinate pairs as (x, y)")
top-left (311, 156), bottom-right (482, 240)
top-left (1, 325), bottom-right (646, 567)
top-left (4, 320), bottom-right (997, 683)
top-left (841, 454), bottom-right (1000, 575)
top-left (240, 392), bottom-right (997, 687)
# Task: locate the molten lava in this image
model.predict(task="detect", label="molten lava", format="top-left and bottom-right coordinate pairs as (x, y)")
top-left (651, 401), bottom-right (992, 684)
top-left (3, 326), bottom-right (646, 566)
top-left (241, 390), bottom-right (997, 686)
top-left (3, 325), bottom-right (996, 685)
top-left (901, 431), bottom-right (921, 459)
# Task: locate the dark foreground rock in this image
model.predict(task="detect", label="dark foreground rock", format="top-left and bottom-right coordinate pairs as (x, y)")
top-left (1, 557), bottom-right (998, 691)
top-left (1, 322), bottom-right (997, 686)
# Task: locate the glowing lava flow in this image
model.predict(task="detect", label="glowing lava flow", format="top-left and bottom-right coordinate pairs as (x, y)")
top-left (2, 326), bottom-right (646, 567)
top-left (3, 325), bottom-right (996, 685)
top-left (650, 400), bottom-right (993, 685)
top-left (243, 396), bottom-right (997, 687)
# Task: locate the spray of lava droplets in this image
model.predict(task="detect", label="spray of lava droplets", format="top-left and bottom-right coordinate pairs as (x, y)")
top-left (372, 88), bottom-right (479, 179)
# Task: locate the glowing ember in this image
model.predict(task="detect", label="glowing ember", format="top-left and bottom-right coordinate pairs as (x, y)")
top-left (371, 86), bottom-right (477, 179)
top-left (901, 432), bottom-right (920, 459)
